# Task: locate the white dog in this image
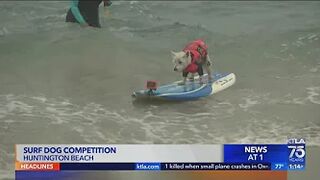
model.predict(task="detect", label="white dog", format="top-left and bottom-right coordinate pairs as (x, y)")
top-left (172, 39), bottom-right (213, 85)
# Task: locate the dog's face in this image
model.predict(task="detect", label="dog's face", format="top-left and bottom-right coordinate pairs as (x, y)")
top-left (171, 51), bottom-right (192, 72)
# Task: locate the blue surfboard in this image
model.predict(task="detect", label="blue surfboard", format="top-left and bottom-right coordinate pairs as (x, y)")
top-left (132, 72), bottom-right (236, 101)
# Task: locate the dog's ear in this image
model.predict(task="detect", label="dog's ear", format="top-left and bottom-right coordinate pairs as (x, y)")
top-left (171, 51), bottom-right (177, 58)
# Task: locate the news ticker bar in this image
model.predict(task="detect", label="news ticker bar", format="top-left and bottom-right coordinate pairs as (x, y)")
top-left (16, 162), bottom-right (272, 171)
top-left (15, 139), bottom-right (306, 171)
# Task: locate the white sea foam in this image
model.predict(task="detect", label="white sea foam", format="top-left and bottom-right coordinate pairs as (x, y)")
top-left (239, 98), bottom-right (260, 110)
top-left (306, 86), bottom-right (320, 105)
top-left (281, 87), bottom-right (320, 105)
top-left (130, 1), bottom-right (139, 5)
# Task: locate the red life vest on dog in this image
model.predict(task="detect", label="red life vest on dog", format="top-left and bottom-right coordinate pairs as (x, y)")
top-left (183, 39), bottom-right (208, 73)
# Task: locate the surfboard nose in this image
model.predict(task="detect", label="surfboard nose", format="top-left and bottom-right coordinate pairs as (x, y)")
top-left (211, 73), bottom-right (236, 95)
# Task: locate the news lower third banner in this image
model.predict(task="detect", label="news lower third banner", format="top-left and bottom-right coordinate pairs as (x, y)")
top-left (15, 139), bottom-right (305, 172)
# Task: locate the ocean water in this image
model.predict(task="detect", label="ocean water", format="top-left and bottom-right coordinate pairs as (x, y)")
top-left (0, 1), bottom-right (320, 179)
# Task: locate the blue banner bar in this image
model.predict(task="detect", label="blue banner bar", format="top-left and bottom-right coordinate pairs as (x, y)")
top-left (59, 163), bottom-right (271, 171)
top-left (224, 144), bottom-right (288, 163)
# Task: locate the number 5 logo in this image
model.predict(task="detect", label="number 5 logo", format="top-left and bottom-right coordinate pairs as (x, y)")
top-left (288, 145), bottom-right (305, 158)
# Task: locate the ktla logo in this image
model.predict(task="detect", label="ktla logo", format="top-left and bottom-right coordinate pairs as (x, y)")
top-left (288, 145), bottom-right (305, 158)
top-left (288, 138), bottom-right (306, 162)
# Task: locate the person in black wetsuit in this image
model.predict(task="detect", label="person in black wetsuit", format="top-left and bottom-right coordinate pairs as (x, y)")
top-left (66, 0), bottom-right (112, 28)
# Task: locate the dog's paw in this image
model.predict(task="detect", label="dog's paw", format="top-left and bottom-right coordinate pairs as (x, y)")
top-left (199, 78), bottom-right (205, 85)
top-left (188, 77), bottom-right (195, 82)
top-left (177, 81), bottom-right (186, 86)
